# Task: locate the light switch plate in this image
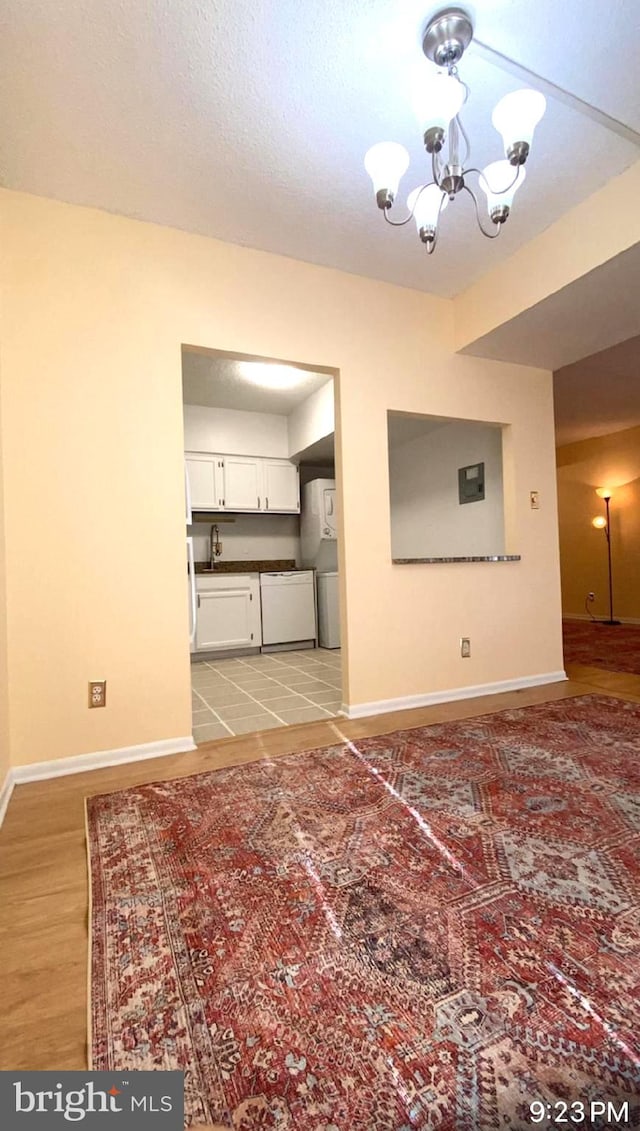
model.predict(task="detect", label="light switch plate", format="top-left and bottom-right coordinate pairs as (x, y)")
top-left (530, 490), bottom-right (540, 509)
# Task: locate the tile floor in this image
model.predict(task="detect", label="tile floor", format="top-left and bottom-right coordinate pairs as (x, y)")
top-left (191, 648), bottom-right (342, 743)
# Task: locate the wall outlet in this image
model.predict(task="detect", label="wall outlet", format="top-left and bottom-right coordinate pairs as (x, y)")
top-left (460, 637), bottom-right (471, 658)
top-left (88, 680), bottom-right (107, 708)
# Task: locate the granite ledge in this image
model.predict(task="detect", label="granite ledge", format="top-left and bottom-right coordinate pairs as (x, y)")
top-left (393, 555), bottom-right (522, 564)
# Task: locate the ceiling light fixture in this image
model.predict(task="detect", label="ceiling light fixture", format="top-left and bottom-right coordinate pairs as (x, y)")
top-left (237, 362), bottom-right (307, 390)
top-left (364, 7), bottom-right (546, 253)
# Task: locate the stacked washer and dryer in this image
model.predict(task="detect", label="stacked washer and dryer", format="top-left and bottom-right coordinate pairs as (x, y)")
top-left (299, 478), bottom-right (340, 649)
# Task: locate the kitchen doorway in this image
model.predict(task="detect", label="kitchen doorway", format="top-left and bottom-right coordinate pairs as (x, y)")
top-left (182, 346), bottom-right (342, 744)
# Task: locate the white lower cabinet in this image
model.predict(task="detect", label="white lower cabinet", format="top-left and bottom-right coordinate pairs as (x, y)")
top-left (195, 574), bottom-right (261, 652)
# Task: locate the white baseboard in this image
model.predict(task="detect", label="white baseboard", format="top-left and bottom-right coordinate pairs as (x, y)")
top-left (564, 613), bottom-right (640, 624)
top-left (11, 735), bottom-right (197, 785)
top-left (0, 768), bottom-right (15, 830)
top-left (341, 670), bottom-right (568, 721)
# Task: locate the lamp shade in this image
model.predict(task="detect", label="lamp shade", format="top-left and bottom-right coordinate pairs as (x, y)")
top-left (414, 71), bottom-right (466, 133)
top-left (492, 89), bottom-right (546, 153)
top-left (479, 161), bottom-right (526, 212)
top-left (407, 184), bottom-right (448, 231)
top-left (596, 487), bottom-right (613, 499)
top-left (364, 142), bottom-right (410, 196)
top-left (592, 516), bottom-right (607, 529)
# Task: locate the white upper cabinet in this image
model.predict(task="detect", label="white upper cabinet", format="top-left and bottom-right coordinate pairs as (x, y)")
top-left (263, 459), bottom-right (300, 512)
top-left (222, 456), bottom-right (263, 511)
top-left (186, 452), bottom-right (300, 513)
top-left (185, 454), bottom-right (224, 510)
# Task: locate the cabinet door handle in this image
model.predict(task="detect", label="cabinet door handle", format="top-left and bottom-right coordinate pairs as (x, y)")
top-left (257, 496), bottom-right (260, 508)
top-left (197, 594), bottom-right (201, 608)
top-left (266, 497), bottom-right (269, 509)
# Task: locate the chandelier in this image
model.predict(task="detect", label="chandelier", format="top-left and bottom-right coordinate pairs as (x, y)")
top-left (364, 8), bottom-right (546, 253)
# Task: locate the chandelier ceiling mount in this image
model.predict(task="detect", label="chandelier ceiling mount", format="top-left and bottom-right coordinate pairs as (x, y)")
top-left (421, 7), bottom-right (473, 69)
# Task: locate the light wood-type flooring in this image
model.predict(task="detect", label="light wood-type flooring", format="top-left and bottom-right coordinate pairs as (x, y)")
top-left (1, 663), bottom-right (639, 1078)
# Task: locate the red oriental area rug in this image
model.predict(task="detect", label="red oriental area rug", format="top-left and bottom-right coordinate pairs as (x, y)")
top-left (87, 695), bottom-right (640, 1129)
top-left (563, 619), bottom-right (640, 675)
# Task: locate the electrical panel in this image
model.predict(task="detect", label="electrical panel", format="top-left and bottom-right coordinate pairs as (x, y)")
top-left (458, 462), bottom-right (485, 504)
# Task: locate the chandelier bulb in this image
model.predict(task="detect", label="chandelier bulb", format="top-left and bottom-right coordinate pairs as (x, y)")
top-left (364, 142), bottom-right (410, 208)
top-left (492, 89), bottom-right (546, 164)
top-left (480, 161), bottom-right (526, 222)
top-left (414, 70), bottom-right (465, 139)
top-left (407, 184), bottom-right (448, 236)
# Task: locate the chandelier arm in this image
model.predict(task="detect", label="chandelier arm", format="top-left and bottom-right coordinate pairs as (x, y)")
top-left (431, 151), bottom-right (443, 189)
top-left (464, 164), bottom-right (521, 196)
top-left (383, 210), bottom-right (416, 228)
top-left (463, 184), bottom-right (502, 240)
top-left (382, 181), bottom-right (438, 228)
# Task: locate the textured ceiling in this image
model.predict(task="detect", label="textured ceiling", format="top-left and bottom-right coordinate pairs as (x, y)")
top-left (0, 0), bottom-right (638, 297)
top-left (182, 351), bottom-right (330, 413)
top-left (554, 334), bottom-right (640, 446)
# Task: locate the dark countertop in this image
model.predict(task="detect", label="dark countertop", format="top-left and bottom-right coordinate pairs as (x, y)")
top-left (194, 559), bottom-right (299, 575)
top-left (393, 555), bottom-right (522, 564)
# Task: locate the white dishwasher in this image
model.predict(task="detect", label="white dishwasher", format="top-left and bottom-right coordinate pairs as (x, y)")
top-left (260, 571), bottom-right (317, 648)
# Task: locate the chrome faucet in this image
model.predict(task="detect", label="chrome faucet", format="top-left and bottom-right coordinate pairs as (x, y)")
top-left (210, 524), bottom-right (222, 569)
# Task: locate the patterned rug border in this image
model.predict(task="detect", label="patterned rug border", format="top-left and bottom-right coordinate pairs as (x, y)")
top-left (84, 797), bottom-right (95, 1070)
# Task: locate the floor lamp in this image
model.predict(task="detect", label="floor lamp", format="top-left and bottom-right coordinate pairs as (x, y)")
top-left (592, 487), bottom-right (620, 625)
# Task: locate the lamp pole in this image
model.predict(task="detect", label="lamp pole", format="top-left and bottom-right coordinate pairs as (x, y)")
top-left (602, 495), bottom-right (620, 625)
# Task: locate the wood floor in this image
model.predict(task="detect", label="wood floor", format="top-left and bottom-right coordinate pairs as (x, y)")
top-left (1, 664), bottom-right (639, 1074)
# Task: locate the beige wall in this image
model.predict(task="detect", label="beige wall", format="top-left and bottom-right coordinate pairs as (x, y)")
top-left (0, 358), bottom-right (10, 789)
top-left (557, 426), bottom-right (640, 621)
top-left (0, 189), bottom-right (563, 768)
